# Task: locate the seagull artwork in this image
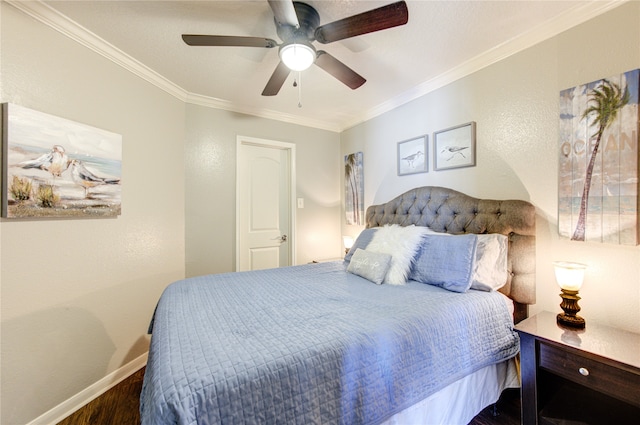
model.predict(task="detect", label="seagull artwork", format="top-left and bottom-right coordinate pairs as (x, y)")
top-left (440, 146), bottom-right (469, 161)
top-left (18, 144), bottom-right (70, 177)
top-left (69, 159), bottom-right (120, 198)
top-left (402, 150), bottom-right (423, 168)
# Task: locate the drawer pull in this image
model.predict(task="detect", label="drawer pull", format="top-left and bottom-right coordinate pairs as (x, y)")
top-left (579, 367), bottom-right (589, 376)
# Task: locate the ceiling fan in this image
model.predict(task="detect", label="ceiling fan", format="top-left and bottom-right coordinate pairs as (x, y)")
top-left (182, 0), bottom-right (409, 96)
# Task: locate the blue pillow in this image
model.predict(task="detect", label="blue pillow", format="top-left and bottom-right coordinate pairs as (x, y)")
top-left (410, 234), bottom-right (478, 293)
top-left (344, 228), bottom-right (378, 262)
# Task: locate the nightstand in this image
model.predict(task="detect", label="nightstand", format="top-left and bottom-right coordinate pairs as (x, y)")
top-left (515, 311), bottom-right (640, 425)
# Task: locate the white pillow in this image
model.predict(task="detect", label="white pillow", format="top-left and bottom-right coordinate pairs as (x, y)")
top-left (366, 224), bottom-right (428, 285)
top-left (346, 248), bottom-right (393, 285)
top-left (471, 234), bottom-right (509, 291)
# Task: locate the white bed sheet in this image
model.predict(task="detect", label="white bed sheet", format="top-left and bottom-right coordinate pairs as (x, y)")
top-left (381, 358), bottom-right (519, 425)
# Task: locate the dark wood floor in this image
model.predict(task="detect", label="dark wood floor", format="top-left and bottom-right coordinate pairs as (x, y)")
top-left (57, 367), bottom-right (521, 424)
top-left (469, 388), bottom-right (522, 425)
top-left (57, 368), bottom-right (145, 425)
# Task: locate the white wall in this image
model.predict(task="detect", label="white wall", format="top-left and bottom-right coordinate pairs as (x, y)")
top-left (1, 4), bottom-right (342, 423)
top-left (1, 4), bottom-right (186, 424)
top-left (185, 103), bottom-right (342, 276)
top-left (341, 2), bottom-right (640, 333)
top-left (2, 1), bottom-right (638, 424)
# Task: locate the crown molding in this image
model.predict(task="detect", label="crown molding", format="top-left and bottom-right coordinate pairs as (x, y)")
top-left (340, 0), bottom-right (628, 131)
top-left (185, 93), bottom-right (342, 133)
top-left (6, 0), bottom-right (189, 102)
top-left (7, 0), bottom-right (340, 132)
top-left (7, 0), bottom-right (627, 133)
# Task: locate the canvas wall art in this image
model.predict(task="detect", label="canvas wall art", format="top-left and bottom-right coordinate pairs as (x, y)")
top-left (558, 68), bottom-right (639, 245)
top-left (1, 103), bottom-right (122, 219)
top-left (345, 152), bottom-right (364, 225)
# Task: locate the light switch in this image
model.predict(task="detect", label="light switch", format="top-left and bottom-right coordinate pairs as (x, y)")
top-left (297, 198), bottom-right (304, 208)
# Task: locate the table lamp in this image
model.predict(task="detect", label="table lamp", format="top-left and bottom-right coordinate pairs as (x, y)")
top-left (343, 236), bottom-right (354, 255)
top-left (553, 261), bottom-right (587, 328)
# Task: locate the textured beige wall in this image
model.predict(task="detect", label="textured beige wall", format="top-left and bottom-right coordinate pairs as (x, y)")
top-left (0, 4), bottom-right (340, 423)
top-left (2, 1), bottom-right (638, 424)
top-left (185, 103), bottom-right (341, 277)
top-left (341, 2), bottom-right (640, 333)
top-left (1, 4), bottom-right (186, 424)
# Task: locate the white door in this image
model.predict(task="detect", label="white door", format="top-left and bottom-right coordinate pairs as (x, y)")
top-left (237, 137), bottom-right (295, 271)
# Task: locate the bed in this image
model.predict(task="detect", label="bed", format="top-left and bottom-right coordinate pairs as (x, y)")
top-left (141, 186), bottom-right (536, 425)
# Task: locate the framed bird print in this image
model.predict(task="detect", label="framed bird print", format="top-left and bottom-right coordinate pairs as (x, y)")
top-left (434, 122), bottom-right (476, 171)
top-left (397, 135), bottom-right (428, 176)
top-left (1, 103), bottom-right (122, 219)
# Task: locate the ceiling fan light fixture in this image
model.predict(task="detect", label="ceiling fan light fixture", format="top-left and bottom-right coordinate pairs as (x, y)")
top-left (279, 42), bottom-right (316, 71)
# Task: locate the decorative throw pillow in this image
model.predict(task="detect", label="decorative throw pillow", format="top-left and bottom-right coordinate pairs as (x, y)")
top-left (346, 249), bottom-right (393, 285)
top-left (366, 224), bottom-right (429, 285)
top-left (344, 228), bottom-right (378, 262)
top-left (471, 234), bottom-right (509, 291)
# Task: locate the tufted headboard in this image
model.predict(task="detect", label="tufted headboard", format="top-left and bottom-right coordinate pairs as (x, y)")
top-left (365, 186), bottom-right (536, 323)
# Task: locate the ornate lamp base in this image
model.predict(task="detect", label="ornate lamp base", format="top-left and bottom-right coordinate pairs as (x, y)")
top-left (557, 312), bottom-right (586, 328)
top-left (557, 289), bottom-right (586, 329)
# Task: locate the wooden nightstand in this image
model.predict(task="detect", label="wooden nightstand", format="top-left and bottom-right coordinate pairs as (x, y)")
top-left (515, 311), bottom-right (640, 425)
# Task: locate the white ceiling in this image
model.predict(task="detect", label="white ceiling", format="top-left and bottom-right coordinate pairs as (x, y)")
top-left (16, 1), bottom-right (624, 131)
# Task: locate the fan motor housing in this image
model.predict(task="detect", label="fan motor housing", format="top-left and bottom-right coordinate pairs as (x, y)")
top-left (275, 2), bottom-right (320, 42)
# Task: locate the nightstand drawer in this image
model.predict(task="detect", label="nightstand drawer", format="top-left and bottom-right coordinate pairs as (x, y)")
top-left (539, 342), bottom-right (640, 407)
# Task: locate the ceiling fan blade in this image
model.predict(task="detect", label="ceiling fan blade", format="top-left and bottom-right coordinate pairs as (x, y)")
top-left (262, 61), bottom-right (291, 96)
top-left (315, 51), bottom-right (366, 90)
top-left (314, 1), bottom-right (408, 44)
top-left (182, 34), bottom-right (278, 48)
top-left (268, 0), bottom-right (300, 28)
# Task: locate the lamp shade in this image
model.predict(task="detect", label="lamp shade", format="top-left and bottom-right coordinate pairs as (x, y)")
top-left (343, 236), bottom-right (354, 250)
top-left (553, 261), bottom-right (587, 291)
top-left (279, 42), bottom-right (315, 71)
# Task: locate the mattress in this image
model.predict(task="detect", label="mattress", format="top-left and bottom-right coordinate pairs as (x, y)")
top-left (141, 261), bottom-right (519, 425)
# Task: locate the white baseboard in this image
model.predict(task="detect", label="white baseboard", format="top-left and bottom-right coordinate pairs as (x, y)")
top-left (26, 352), bottom-right (148, 425)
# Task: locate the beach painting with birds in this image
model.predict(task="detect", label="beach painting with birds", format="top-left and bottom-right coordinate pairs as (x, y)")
top-left (558, 69), bottom-right (639, 245)
top-left (397, 135), bottom-right (428, 176)
top-left (2, 103), bottom-right (122, 218)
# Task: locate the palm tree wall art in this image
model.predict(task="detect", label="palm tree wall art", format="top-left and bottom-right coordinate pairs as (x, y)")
top-left (558, 69), bottom-right (639, 245)
top-left (345, 152), bottom-right (364, 225)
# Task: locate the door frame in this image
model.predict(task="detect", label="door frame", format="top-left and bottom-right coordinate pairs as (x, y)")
top-left (235, 135), bottom-right (296, 271)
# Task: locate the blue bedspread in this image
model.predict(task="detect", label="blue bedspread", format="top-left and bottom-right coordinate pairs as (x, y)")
top-left (141, 262), bottom-right (519, 425)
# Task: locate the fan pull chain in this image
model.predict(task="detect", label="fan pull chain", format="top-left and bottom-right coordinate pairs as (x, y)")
top-left (297, 72), bottom-right (303, 108)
